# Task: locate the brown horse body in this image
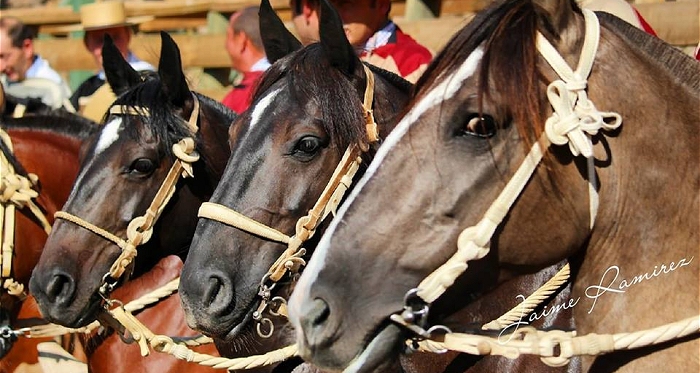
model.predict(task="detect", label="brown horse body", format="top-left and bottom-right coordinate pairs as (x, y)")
top-left (0, 114), bottom-right (95, 372)
top-left (287, 0), bottom-right (699, 372)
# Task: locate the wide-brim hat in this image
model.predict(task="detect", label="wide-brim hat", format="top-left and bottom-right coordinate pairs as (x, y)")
top-left (55, 1), bottom-right (154, 33)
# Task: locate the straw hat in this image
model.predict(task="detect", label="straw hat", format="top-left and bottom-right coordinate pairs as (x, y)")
top-left (57, 1), bottom-right (154, 32)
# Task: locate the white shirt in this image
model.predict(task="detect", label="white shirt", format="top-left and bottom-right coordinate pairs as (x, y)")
top-left (3, 55), bottom-right (72, 110)
top-left (250, 58), bottom-right (271, 72)
top-left (362, 21), bottom-right (397, 54)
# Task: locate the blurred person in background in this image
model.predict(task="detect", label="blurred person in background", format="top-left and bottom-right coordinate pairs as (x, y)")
top-left (0, 16), bottom-right (73, 111)
top-left (222, 6), bottom-right (270, 114)
top-left (289, 0), bottom-right (433, 83)
top-left (67, 0), bottom-right (154, 120)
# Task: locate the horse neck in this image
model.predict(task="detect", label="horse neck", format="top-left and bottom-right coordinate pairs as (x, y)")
top-left (5, 128), bottom-right (83, 216)
top-left (568, 21), bottom-right (698, 368)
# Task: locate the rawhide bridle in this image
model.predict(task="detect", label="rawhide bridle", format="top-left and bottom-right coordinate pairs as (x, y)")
top-left (197, 64), bottom-right (378, 338)
top-left (53, 95), bottom-right (201, 301)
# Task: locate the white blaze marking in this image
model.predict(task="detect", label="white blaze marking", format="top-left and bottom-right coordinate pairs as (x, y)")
top-left (65, 117), bottom-right (123, 202)
top-left (94, 117), bottom-right (123, 155)
top-left (250, 88), bottom-right (282, 130)
top-left (289, 47), bottom-right (485, 324)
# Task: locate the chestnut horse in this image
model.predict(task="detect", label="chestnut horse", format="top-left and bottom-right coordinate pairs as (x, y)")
top-left (28, 33), bottom-right (241, 372)
top-left (181, 1), bottom-right (578, 373)
top-left (0, 112), bottom-right (96, 372)
top-left (288, 0), bottom-right (700, 372)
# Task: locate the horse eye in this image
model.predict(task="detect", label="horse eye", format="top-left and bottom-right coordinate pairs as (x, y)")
top-left (130, 158), bottom-right (155, 175)
top-left (294, 136), bottom-right (321, 155)
top-left (462, 114), bottom-right (497, 138)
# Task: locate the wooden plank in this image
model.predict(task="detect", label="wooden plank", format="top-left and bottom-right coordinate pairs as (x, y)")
top-left (395, 14), bottom-right (472, 52)
top-left (138, 17), bottom-right (209, 32)
top-left (1, 0), bottom-right (409, 27)
top-left (0, 6), bottom-right (79, 25)
top-left (33, 33), bottom-right (230, 71)
top-left (405, 0), bottom-right (441, 19)
top-left (440, 0), bottom-right (491, 15)
top-left (636, 1), bottom-right (699, 45)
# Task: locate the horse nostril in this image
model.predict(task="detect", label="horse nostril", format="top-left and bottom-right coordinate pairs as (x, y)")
top-left (203, 274), bottom-right (234, 316)
top-left (304, 298), bottom-right (331, 330)
top-left (45, 272), bottom-right (75, 305)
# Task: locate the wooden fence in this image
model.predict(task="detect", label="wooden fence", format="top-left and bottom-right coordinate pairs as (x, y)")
top-left (2, 0), bottom-right (698, 98)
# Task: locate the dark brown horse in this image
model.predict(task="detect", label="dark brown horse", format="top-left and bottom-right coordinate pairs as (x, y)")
top-left (179, 0), bottom-right (410, 369)
top-left (0, 112), bottom-right (97, 372)
top-left (288, 0), bottom-right (699, 372)
top-left (27, 33), bottom-right (237, 372)
top-left (180, 1), bottom-right (578, 373)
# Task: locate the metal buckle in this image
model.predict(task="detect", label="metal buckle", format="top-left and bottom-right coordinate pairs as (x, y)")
top-left (98, 273), bottom-right (119, 300)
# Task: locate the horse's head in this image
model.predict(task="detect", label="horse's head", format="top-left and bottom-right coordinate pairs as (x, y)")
top-left (29, 32), bottom-right (233, 327)
top-left (179, 0), bottom-right (411, 345)
top-left (287, 0), bottom-right (700, 371)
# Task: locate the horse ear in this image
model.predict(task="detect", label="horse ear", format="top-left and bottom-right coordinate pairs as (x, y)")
top-left (102, 34), bottom-right (141, 95)
top-left (319, 0), bottom-right (357, 75)
top-left (157, 31), bottom-right (191, 108)
top-left (259, 0), bottom-right (302, 63)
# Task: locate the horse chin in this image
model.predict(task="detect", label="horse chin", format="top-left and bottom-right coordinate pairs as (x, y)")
top-left (46, 297), bottom-right (102, 329)
top-left (222, 305), bottom-right (255, 340)
top-left (341, 323), bottom-right (404, 373)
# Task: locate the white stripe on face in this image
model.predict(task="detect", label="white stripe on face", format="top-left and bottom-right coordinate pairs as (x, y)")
top-left (65, 117), bottom-right (123, 202)
top-left (289, 47), bottom-right (485, 322)
top-left (94, 117), bottom-right (123, 155)
top-left (250, 87), bottom-right (283, 130)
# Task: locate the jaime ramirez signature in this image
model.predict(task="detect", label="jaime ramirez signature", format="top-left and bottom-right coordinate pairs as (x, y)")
top-left (498, 256), bottom-right (694, 343)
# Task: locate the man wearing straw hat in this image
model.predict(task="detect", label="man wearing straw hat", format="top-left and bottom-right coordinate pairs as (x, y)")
top-left (68, 0), bottom-right (155, 120)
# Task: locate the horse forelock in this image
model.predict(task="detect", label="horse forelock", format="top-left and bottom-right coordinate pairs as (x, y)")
top-left (110, 78), bottom-right (198, 159)
top-left (252, 44), bottom-right (367, 154)
top-left (415, 0), bottom-right (549, 150)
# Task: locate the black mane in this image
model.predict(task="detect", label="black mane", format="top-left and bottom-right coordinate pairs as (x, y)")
top-left (108, 77), bottom-right (235, 162)
top-left (1, 110), bottom-right (98, 139)
top-left (1, 110), bottom-right (97, 183)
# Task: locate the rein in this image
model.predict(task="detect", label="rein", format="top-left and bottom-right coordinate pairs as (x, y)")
top-left (0, 128), bottom-right (52, 299)
top-left (53, 94), bottom-right (200, 298)
top-left (197, 64), bottom-right (378, 338)
top-left (389, 9), bottom-right (698, 365)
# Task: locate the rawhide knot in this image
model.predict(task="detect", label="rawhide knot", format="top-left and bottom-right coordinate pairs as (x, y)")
top-left (126, 215), bottom-right (154, 244)
top-left (172, 138), bottom-right (200, 177)
top-left (0, 173), bottom-right (38, 206)
top-left (544, 79), bottom-right (621, 158)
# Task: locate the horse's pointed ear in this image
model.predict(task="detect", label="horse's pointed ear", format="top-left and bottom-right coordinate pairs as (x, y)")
top-left (319, 0), bottom-right (357, 75)
top-left (158, 31), bottom-right (191, 108)
top-left (103, 34), bottom-right (141, 95)
top-left (259, 0), bottom-right (301, 63)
